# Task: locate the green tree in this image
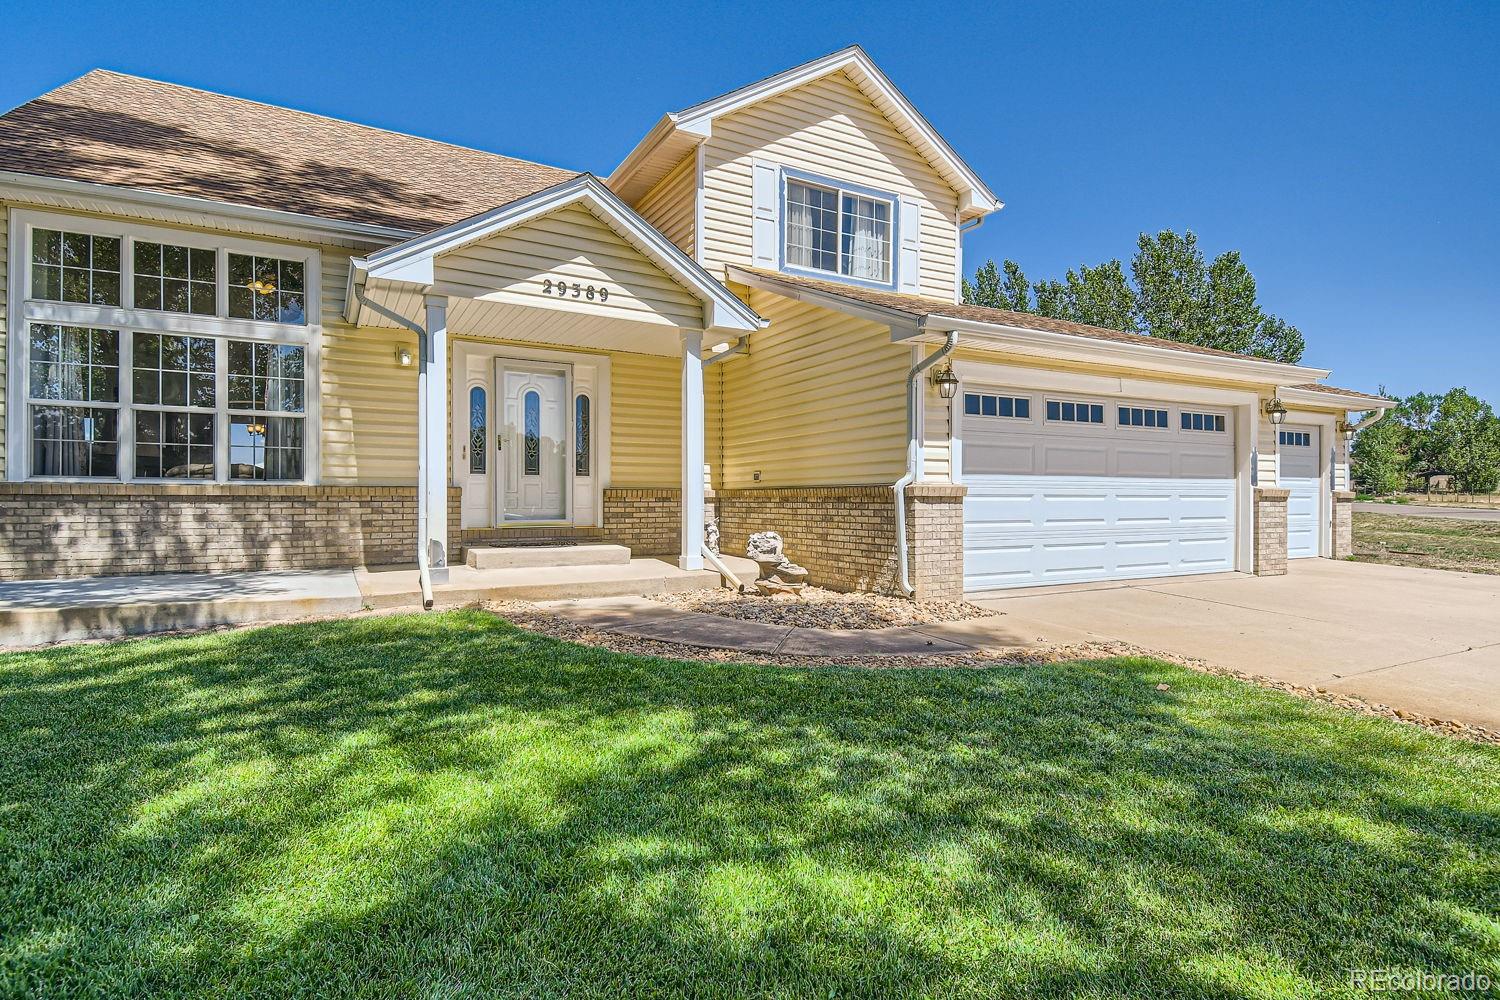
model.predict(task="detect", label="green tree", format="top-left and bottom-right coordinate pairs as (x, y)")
top-left (1399, 392), bottom-right (1443, 489)
top-left (963, 229), bottom-right (1306, 363)
top-left (1431, 388), bottom-right (1500, 494)
top-left (962, 259), bottom-right (1032, 312)
top-left (1061, 260), bottom-right (1137, 331)
top-left (1351, 388), bottom-right (1410, 495)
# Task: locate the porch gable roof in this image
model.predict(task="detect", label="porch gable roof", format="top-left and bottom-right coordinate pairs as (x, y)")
top-left (350, 174), bottom-right (764, 334)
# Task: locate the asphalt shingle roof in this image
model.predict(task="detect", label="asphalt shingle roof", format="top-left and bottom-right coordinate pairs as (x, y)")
top-left (0, 70), bottom-right (579, 233)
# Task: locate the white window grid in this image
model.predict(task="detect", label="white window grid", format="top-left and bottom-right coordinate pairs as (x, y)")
top-left (783, 176), bottom-right (895, 284)
top-left (8, 210), bottom-right (320, 485)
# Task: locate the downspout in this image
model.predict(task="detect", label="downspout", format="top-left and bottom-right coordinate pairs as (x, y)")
top-left (1348, 407), bottom-right (1390, 434)
top-left (700, 335), bottom-right (749, 590)
top-left (893, 331), bottom-right (959, 597)
top-left (353, 283), bottom-right (435, 610)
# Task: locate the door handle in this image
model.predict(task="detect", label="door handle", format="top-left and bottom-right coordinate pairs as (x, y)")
top-left (497, 434), bottom-right (503, 451)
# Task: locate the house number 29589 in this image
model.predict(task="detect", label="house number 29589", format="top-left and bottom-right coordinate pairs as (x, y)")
top-left (542, 279), bottom-right (609, 302)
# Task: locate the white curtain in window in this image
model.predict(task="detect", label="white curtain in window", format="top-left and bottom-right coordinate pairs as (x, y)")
top-left (785, 186), bottom-right (813, 268)
top-left (842, 196), bottom-right (890, 282)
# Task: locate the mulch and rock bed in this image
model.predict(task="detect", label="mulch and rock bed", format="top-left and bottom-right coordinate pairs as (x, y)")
top-left (483, 599), bottom-right (1500, 747)
top-left (648, 586), bottom-right (996, 630)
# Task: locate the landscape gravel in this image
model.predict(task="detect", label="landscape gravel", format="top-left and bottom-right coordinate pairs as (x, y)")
top-left (648, 586), bottom-right (996, 630)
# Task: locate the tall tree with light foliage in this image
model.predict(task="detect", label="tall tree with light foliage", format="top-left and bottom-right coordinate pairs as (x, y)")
top-left (962, 229), bottom-right (1306, 363)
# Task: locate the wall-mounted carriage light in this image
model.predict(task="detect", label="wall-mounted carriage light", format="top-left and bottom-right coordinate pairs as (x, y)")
top-left (395, 347), bottom-right (413, 367)
top-left (1264, 397), bottom-right (1289, 426)
top-left (931, 362), bottom-right (960, 400)
top-left (1337, 418), bottom-right (1356, 442)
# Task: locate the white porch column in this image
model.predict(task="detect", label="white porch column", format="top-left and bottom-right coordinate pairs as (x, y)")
top-left (679, 331), bottom-right (705, 571)
top-left (424, 294), bottom-right (451, 582)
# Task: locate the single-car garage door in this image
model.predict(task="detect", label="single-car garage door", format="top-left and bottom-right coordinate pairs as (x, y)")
top-left (961, 389), bottom-right (1238, 592)
top-left (1281, 425), bottom-right (1323, 559)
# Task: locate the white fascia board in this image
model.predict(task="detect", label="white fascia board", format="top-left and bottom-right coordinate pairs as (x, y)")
top-left (921, 315), bottom-right (1331, 386)
top-left (724, 264), bottom-right (920, 337)
top-left (1276, 386), bottom-right (1396, 410)
top-left (610, 46), bottom-right (1001, 218)
top-left (366, 175), bottom-right (763, 333)
top-left (0, 170), bottom-right (413, 247)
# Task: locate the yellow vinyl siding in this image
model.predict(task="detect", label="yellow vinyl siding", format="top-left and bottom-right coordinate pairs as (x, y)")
top-left (634, 152), bottom-right (696, 258)
top-left (701, 71), bottom-right (961, 300)
top-left (1257, 398), bottom-right (1280, 487)
top-left (611, 350), bottom-right (680, 486)
top-left (922, 375), bottom-right (951, 482)
top-left (0, 210), bottom-right (8, 477)
top-left (432, 204), bottom-right (703, 329)
top-left (718, 289), bottom-right (907, 488)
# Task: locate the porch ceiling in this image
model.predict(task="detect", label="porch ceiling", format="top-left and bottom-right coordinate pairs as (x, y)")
top-left (350, 277), bottom-right (713, 356)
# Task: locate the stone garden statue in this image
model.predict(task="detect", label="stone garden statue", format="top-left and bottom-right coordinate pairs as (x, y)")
top-left (705, 518), bottom-right (721, 555)
top-left (745, 531), bottom-right (809, 596)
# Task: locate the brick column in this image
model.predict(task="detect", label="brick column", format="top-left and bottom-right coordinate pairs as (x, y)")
top-left (904, 483), bottom-right (967, 601)
top-left (1331, 490), bottom-right (1355, 558)
top-left (1253, 487), bottom-right (1290, 576)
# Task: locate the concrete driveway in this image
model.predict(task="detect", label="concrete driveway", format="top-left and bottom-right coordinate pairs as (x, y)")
top-left (970, 560), bottom-right (1500, 730)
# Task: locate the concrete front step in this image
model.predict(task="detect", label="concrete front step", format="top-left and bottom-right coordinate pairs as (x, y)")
top-left (357, 558), bottom-right (722, 609)
top-left (0, 570), bottom-right (365, 647)
top-left (466, 543), bottom-right (631, 570)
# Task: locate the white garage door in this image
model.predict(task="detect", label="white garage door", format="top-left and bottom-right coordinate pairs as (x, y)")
top-left (962, 389), bottom-right (1238, 592)
top-left (1281, 425), bottom-right (1323, 559)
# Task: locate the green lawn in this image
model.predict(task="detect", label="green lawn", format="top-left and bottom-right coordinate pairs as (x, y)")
top-left (1354, 511), bottom-right (1500, 575)
top-left (1, 612), bottom-right (1497, 999)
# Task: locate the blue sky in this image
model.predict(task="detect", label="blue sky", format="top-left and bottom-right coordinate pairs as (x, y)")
top-left (6, 0), bottom-right (1496, 401)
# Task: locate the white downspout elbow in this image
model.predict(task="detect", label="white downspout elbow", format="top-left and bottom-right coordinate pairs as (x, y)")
top-left (893, 331), bottom-right (959, 597)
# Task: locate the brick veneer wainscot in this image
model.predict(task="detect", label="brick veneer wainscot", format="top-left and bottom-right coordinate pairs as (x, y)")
top-left (1253, 487), bottom-right (1290, 576)
top-left (0, 484), bottom-right (462, 580)
top-left (715, 483), bottom-right (967, 600)
top-left (603, 487), bottom-right (681, 556)
top-left (1332, 490), bottom-right (1356, 559)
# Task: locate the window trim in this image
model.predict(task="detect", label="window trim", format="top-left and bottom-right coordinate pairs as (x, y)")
top-left (7, 209), bottom-right (321, 484)
top-left (778, 166), bottom-right (900, 291)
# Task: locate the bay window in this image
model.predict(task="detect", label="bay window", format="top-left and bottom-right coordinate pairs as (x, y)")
top-left (9, 212), bottom-right (318, 484)
top-left (783, 172), bottom-right (894, 287)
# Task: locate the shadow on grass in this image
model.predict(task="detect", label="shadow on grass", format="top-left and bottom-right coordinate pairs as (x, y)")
top-left (1, 611), bottom-right (1497, 998)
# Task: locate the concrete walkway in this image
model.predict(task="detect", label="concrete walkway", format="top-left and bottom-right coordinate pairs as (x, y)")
top-left (537, 596), bottom-right (1045, 656)
top-left (0, 569), bottom-right (364, 646)
top-left (1354, 502), bottom-right (1500, 522)
top-left (972, 560), bottom-right (1500, 730)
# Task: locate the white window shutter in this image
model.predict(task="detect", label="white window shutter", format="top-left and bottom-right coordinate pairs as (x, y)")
top-left (751, 161), bottom-right (778, 269)
top-left (898, 196), bottom-right (921, 293)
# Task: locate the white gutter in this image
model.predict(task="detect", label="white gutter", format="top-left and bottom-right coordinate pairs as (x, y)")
top-left (894, 331), bottom-right (959, 597)
top-left (0, 170), bottom-right (414, 246)
top-left (352, 282), bottom-right (435, 610)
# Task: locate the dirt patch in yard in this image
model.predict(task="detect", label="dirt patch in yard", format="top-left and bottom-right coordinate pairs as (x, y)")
top-left (648, 586), bottom-right (996, 630)
top-left (1353, 512), bottom-right (1500, 575)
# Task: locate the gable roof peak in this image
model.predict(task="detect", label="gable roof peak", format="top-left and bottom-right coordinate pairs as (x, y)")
top-left (608, 45), bottom-right (1001, 217)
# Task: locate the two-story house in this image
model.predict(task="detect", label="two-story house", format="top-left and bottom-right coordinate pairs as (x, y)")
top-left (0, 47), bottom-right (1388, 600)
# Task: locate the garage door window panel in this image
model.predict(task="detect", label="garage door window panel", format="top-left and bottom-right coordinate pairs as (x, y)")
top-left (1119, 406), bottom-right (1169, 429)
top-left (1183, 411), bottom-right (1227, 433)
top-left (1047, 400), bottom-right (1104, 424)
top-left (965, 392), bottom-right (1030, 420)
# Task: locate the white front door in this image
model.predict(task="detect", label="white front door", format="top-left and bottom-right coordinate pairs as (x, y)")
top-left (500, 364), bottom-right (568, 521)
top-left (1282, 425), bottom-right (1323, 559)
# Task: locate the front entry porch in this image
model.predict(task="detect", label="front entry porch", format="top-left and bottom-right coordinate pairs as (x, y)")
top-left (345, 175), bottom-right (764, 589)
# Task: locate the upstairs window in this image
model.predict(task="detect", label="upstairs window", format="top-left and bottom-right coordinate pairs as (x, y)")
top-left (783, 175), bottom-right (894, 286)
